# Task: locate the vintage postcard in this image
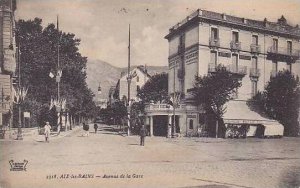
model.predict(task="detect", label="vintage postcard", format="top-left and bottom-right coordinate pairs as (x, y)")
top-left (1, 0), bottom-right (300, 188)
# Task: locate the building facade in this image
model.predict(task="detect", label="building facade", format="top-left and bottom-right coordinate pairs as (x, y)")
top-left (118, 66), bottom-right (151, 102)
top-left (146, 9), bottom-right (300, 137)
top-left (0, 0), bottom-right (17, 128)
top-left (96, 99), bottom-right (108, 109)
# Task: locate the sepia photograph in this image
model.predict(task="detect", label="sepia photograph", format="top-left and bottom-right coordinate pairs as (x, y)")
top-left (0, 0), bottom-right (300, 187)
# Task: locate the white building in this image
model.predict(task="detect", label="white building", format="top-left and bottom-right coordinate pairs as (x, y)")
top-left (118, 66), bottom-right (151, 102)
top-left (0, 0), bottom-right (17, 128)
top-left (145, 9), bottom-right (300, 137)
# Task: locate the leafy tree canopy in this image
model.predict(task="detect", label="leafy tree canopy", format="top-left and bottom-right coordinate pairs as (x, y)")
top-left (191, 65), bottom-right (242, 119)
top-left (250, 70), bottom-right (300, 136)
top-left (15, 18), bottom-right (96, 126)
top-left (137, 73), bottom-right (168, 103)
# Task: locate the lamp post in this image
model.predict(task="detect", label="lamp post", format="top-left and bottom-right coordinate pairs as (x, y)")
top-left (14, 46), bottom-right (27, 140)
top-left (170, 92), bottom-right (180, 138)
top-left (127, 24), bottom-right (131, 136)
top-left (56, 15), bottom-right (62, 127)
top-left (13, 87), bottom-right (27, 140)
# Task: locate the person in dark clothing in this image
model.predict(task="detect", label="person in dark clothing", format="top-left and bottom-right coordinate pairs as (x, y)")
top-left (94, 123), bottom-right (98, 134)
top-left (140, 124), bottom-right (146, 146)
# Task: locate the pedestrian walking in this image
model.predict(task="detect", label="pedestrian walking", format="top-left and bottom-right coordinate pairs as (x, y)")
top-left (83, 123), bottom-right (89, 137)
top-left (140, 124), bottom-right (146, 146)
top-left (44, 122), bottom-right (51, 142)
top-left (94, 123), bottom-right (98, 134)
top-left (198, 126), bottom-right (201, 138)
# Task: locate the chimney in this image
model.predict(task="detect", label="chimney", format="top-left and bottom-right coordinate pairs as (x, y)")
top-left (222, 13), bottom-right (226, 20)
top-left (263, 18), bottom-right (269, 27)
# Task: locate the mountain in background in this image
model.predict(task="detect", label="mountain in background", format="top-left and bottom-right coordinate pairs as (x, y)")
top-left (86, 59), bottom-right (168, 101)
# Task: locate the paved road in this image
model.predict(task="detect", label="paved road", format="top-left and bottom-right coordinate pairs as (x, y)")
top-left (0, 123), bottom-right (300, 188)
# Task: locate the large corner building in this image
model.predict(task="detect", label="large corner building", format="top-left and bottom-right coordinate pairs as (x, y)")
top-left (145, 9), bottom-right (300, 137)
top-left (0, 0), bottom-right (17, 128)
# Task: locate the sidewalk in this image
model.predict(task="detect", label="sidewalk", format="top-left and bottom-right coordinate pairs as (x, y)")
top-left (0, 125), bottom-right (82, 142)
top-left (33, 125), bottom-right (82, 142)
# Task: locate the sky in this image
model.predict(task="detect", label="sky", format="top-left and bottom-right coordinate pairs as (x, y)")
top-left (16, 0), bottom-right (300, 68)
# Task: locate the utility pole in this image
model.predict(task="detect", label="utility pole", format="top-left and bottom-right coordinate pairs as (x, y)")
top-left (57, 15), bottom-right (60, 102)
top-left (172, 64), bottom-right (176, 137)
top-left (16, 45), bottom-right (22, 140)
top-left (127, 24), bottom-right (131, 136)
top-left (56, 15), bottom-right (62, 128)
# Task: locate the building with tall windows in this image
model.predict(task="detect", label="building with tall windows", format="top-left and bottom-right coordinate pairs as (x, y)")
top-left (0, 0), bottom-right (17, 129)
top-left (145, 9), bottom-right (300, 137)
top-left (117, 65), bottom-right (151, 103)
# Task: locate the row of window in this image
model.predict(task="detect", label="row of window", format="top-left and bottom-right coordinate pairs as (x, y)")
top-left (210, 27), bottom-right (293, 51)
top-left (210, 51), bottom-right (258, 70)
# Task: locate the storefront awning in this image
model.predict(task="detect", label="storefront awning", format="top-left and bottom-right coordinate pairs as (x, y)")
top-left (223, 100), bottom-right (284, 136)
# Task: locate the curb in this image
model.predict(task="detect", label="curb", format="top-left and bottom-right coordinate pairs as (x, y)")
top-left (33, 126), bottom-right (82, 142)
top-left (0, 126), bottom-right (82, 142)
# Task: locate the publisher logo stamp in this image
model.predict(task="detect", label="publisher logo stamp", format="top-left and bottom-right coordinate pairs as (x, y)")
top-left (9, 160), bottom-right (28, 171)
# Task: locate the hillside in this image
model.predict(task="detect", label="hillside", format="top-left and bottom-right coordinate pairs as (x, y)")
top-left (86, 60), bottom-right (168, 101)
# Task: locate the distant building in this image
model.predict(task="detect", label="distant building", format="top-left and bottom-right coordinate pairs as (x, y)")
top-left (108, 86), bottom-right (117, 106)
top-left (118, 65), bottom-right (151, 102)
top-left (96, 99), bottom-right (108, 109)
top-left (145, 9), bottom-right (300, 137)
top-left (0, 0), bottom-right (17, 127)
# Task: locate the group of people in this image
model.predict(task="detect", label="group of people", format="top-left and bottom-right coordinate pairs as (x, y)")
top-left (42, 120), bottom-right (147, 146)
top-left (82, 123), bottom-right (98, 137)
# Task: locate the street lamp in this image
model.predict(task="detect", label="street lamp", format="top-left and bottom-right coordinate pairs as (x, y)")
top-left (13, 45), bottom-right (27, 140)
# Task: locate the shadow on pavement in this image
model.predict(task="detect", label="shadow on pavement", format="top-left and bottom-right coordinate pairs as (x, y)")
top-left (192, 178), bottom-right (254, 188)
top-left (181, 185), bottom-right (230, 188)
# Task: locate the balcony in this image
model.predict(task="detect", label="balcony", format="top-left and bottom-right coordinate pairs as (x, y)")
top-left (250, 44), bottom-right (261, 54)
top-left (144, 103), bottom-right (187, 114)
top-left (249, 68), bottom-right (260, 78)
top-left (230, 41), bottom-right (241, 51)
top-left (209, 38), bottom-right (220, 48)
top-left (267, 46), bottom-right (300, 62)
top-left (226, 65), bottom-right (247, 75)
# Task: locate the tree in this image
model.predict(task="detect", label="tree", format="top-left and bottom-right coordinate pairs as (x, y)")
top-left (15, 18), bottom-right (96, 127)
top-left (191, 65), bottom-right (242, 137)
top-left (137, 73), bottom-right (168, 103)
top-left (250, 70), bottom-right (300, 136)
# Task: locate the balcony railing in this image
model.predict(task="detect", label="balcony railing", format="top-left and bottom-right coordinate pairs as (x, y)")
top-left (249, 68), bottom-right (260, 78)
top-left (268, 46), bottom-right (300, 57)
top-left (145, 103), bottom-right (186, 112)
top-left (230, 41), bottom-right (241, 51)
top-left (226, 65), bottom-right (247, 75)
top-left (209, 38), bottom-right (220, 47)
top-left (250, 44), bottom-right (261, 54)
